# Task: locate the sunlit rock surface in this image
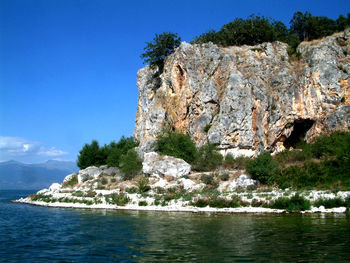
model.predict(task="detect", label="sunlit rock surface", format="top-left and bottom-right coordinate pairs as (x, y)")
top-left (135, 30), bottom-right (350, 156)
top-left (142, 152), bottom-right (191, 178)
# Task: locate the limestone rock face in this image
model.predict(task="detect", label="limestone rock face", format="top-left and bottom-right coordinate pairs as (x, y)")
top-left (135, 30), bottom-right (350, 156)
top-left (142, 152), bottom-right (191, 178)
top-left (77, 166), bottom-right (101, 184)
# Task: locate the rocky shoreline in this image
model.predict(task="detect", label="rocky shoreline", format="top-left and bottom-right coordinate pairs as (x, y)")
top-left (16, 158), bottom-right (350, 214)
top-left (15, 198), bottom-right (347, 214)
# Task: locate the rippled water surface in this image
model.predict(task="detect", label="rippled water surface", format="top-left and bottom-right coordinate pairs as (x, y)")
top-left (1, 190), bottom-right (350, 262)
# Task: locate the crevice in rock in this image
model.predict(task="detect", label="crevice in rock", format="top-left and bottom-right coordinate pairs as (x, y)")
top-left (149, 69), bottom-right (162, 92)
top-left (166, 79), bottom-right (175, 93)
top-left (205, 99), bottom-right (217, 104)
top-left (176, 65), bottom-right (184, 90)
top-left (283, 119), bottom-right (315, 148)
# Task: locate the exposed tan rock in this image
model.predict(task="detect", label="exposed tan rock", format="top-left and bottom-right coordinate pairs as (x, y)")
top-left (135, 30), bottom-right (350, 157)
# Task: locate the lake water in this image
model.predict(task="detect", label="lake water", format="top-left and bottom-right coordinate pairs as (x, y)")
top-left (1, 190), bottom-right (350, 262)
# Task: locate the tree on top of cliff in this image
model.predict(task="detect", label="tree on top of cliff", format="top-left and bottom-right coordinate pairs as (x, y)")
top-left (289, 11), bottom-right (348, 42)
top-left (192, 12), bottom-right (350, 48)
top-left (192, 14), bottom-right (288, 46)
top-left (140, 32), bottom-right (181, 71)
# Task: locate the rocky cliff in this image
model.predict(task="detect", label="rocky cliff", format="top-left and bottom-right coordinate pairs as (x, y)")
top-left (135, 30), bottom-right (350, 157)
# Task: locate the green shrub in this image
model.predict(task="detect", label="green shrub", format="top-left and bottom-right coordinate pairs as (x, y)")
top-left (192, 198), bottom-right (209, 207)
top-left (203, 124), bottom-right (212, 133)
top-left (77, 140), bottom-right (107, 169)
top-left (86, 190), bottom-right (96, 197)
top-left (96, 183), bottom-right (105, 190)
top-left (72, 191), bottom-right (83, 197)
top-left (307, 131), bottom-right (350, 159)
top-left (76, 137), bottom-right (139, 169)
top-left (274, 149), bottom-right (312, 164)
top-left (156, 129), bottom-right (197, 164)
top-left (163, 192), bottom-right (176, 201)
top-left (201, 174), bottom-right (215, 185)
top-left (125, 187), bottom-right (138, 194)
top-left (161, 187), bottom-right (187, 201)
top-left (200, 186), bottom-right (220, 197)
top-left (223, 155), bottom-right (250, 169)
top-left (154, 187), bottom-right (165, 194)
top-left (223, 154), bottom-right (235, 166)
top-left (230, 195), bottom-right (248, 208)
top-left (120, 149), bottom-right (142, 180)
top-left (137, 176), bottom-right (150, 193)
top-left (31, 193), bottom-right (53, 202)
top-left (105, 193), bottom-right (130, 206)
top-left (106, 136), bottom-right (139, 167)
top-left (313, 197), bottom-right (346, 208)
top-left (209, 196), bottom-right (247, 208)
top-left (271, 194), bottom-right (311, 211)
top-left (246, 152), bottom-right (278, 184)
top-left (194, 143), bottom-right (223, 171)
top-left (193, 195), bottom-right (247, 208)
top-left (209, 197), bottom-right (231, 208)
top-left (251, 199), bottom-right (267, 207)
top-left (140, 32), bottom-right (181, 71)
top-left (271, 153), bottom-right (350, 190)
top-left (200, 174), bottom-right (219, 188)
top-left (111, 178), bottom-right (117, 183)
top-left (62, 174), bottom-right (78, 188)
top-left (138, 201), bottom-right (148, 206)
top-left (345, 196), bottom-right (350, 208)
top-left (220, 173), bottom-right (230, 181)
top-left (101, 177), bottom-right (108, 185)
top-left (153, 196), bottom-right (162, 206)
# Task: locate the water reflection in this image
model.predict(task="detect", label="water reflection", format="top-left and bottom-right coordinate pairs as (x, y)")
top-left (68, 210), bottom-right (350, 262)
top-left (1, 192), bottom-right (349, 263)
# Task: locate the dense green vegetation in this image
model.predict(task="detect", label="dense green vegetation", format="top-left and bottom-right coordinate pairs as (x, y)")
top-left (155, 128), bottom-right (223, 171)
top-left (194, 143), bottom-right (223, 171)
top-left (192, 14), bottom-right (289, 46)
top-left (77, 140), bottom-right (107, 169)
top-left (77, 129), bottom-right (350, 190)
top-left (119, 149), bottom-right (142, 180)
top-left (156, 130), bottom-right (350, 190)
top-left (106, 136), bottom-right (139, 167)
top-left (314, 197), bottom-right (350, 209)
top-left (246, 152), bottom-right (278, 184)
top-left (193, 11), bottom-right (350, 52)
top-left (77, 136), bottom-right (141, 178)
top-left (105, 193), bottom-right (130, 206)
top-left (155, 129), bottom-right (197, 164)
top-left (269, 131), bottom-right (350, 190)
top-left (270, 194), bottom-right (311, 212)
top-left (141, 12), bottom-right (350, 68)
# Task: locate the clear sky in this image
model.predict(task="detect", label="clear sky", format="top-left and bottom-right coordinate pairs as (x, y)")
top-left (0, 0), bottom-right (349, 163)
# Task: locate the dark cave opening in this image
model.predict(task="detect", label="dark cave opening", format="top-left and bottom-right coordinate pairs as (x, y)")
top-left (283, 119), bottom-right (315, 149)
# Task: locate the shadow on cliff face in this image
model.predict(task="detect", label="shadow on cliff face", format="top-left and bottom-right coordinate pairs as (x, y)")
top-left (283, 119), bottom-right (315, 149)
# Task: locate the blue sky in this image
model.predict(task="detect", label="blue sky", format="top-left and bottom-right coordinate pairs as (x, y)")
top-left (0, 0), bottom-right (349, 163)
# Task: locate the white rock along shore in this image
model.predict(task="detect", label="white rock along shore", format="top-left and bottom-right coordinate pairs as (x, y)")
top-left (15, 164), bottom-right (350, 214)
top-left (15, 194), bottom-right (348, 214)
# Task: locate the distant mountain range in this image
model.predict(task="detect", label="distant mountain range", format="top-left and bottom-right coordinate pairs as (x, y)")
top-left (0, 160), bottom-right (79, 190)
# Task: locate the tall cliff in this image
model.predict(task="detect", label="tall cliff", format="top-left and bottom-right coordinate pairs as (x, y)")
top-left (135, 30), bottom-right (350, 157)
